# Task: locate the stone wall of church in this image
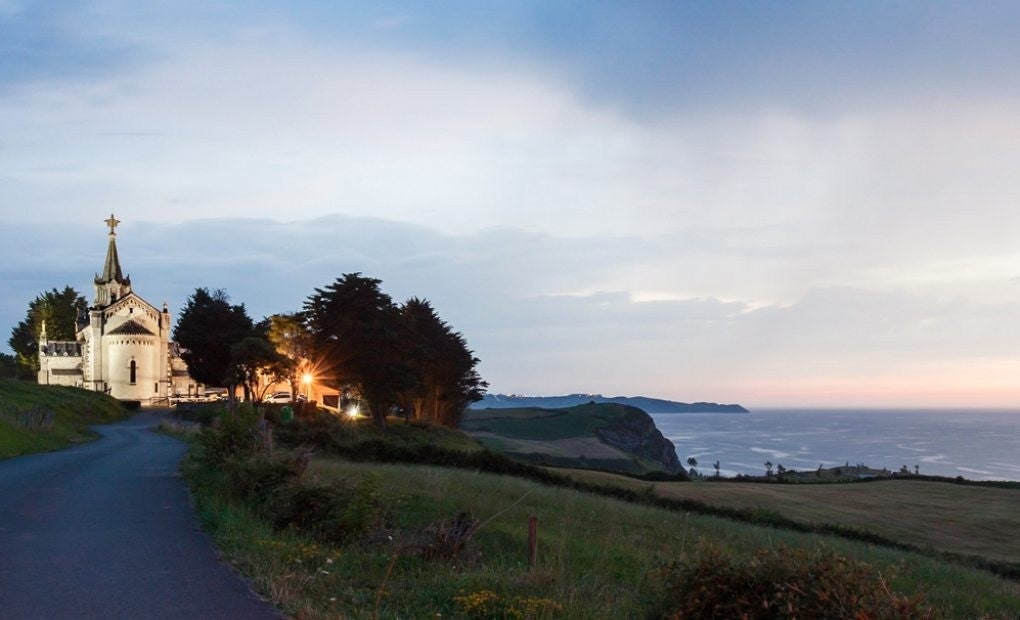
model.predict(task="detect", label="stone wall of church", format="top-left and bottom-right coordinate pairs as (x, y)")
top-left (105, 335), bottom-right (163, 400)
top-left (38, 354), bottom-right (84, 388)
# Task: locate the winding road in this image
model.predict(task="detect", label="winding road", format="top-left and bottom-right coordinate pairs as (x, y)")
top-left (0, 411), bottom-right (280, 619)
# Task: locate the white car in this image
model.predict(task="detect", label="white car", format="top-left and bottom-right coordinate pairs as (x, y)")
top-left (264, 391), bottom-right (294, 403)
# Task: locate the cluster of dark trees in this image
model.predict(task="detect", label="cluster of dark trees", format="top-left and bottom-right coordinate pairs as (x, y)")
top-left (174, 273), bottom-right (486, 428)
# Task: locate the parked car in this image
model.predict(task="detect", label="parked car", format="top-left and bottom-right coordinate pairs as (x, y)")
top-left (264, 391), bottom-right (293, 403)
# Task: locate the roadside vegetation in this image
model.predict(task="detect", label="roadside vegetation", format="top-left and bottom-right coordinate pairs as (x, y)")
top-left (0, 380), bottom-right (126, 458)
top-left (180, 405), bottom-right (1020, 619)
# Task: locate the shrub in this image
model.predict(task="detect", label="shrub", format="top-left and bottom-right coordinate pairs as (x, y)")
top-left (405, 511), bottom-right (480, 562)
top-left (197, 403), bottom-right (265, 465)
top-left (263, 476), bottom-right (385, 545)
top-left (175, 402), bottom-right (223, 425)
top-left (652, 543), bottom-right (936, 619)
top-left (224, 451), bottom-right (309, 505)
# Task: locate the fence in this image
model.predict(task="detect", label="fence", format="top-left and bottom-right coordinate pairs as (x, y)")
top-left (0, 403), bottom-right (56, 431)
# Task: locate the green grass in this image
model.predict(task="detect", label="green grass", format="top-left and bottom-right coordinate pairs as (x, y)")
top-left (462, 403), bottom-right (635, 440)
top-left (184, 451), bottom-right (1020, 619)
top-left (556, 468), bottom-right (1020, 568)
top-left (0, 379), bottom-right (127, 458)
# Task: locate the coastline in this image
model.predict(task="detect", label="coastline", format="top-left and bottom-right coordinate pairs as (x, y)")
top-left (650, 408), bottom-right (1020, 482)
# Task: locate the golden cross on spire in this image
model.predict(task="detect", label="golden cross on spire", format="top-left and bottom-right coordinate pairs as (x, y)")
top-left (105, 213), bottom-right (121, 235)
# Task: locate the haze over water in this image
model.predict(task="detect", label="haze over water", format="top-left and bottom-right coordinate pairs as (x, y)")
top-left (652, 409), bottom-right (1020, 481)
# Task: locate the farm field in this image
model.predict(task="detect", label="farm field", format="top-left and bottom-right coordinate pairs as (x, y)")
top-left (557, 469), bottom-right (1020, 566)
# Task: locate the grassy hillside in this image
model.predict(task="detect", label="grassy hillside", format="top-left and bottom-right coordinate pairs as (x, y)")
top-left (557, 469), bottom-right (1020, 568)
top-left (462, 403), bottom-right (679, 474)
top-left (185, 451), bottom-right (1020, 619)
top-left (0, 380), bottom-right (127, 458)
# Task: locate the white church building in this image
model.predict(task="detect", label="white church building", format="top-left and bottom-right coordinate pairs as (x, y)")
top-left (38, 215), bottom-right (200, 401)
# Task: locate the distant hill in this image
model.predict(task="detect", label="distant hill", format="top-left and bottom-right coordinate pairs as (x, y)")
top-left (472, 393), bottom-right (748, 413)
top-left (461, 402), bottom-right (683, 475)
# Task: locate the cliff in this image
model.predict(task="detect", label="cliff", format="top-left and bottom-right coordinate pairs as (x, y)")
top-left (461, 402), bottom-right (683, 476)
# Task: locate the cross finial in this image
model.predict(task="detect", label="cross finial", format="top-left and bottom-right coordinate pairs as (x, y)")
top-left (105, 213), bottom-right (121, 235)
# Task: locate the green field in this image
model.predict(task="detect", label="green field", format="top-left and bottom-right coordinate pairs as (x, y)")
top-left (556, 468), bottom-right (1020, 567)
top-left (0, 380), bottom-right (127, 458)
top-left (186, 450), bottom-right (1020, 619)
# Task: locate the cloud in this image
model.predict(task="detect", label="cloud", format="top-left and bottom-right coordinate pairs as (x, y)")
top-left (4, 7), bottom-right (1020, 406)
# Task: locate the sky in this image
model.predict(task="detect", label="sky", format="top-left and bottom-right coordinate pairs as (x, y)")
top-left (3, 1), bottom-right (1020, 407)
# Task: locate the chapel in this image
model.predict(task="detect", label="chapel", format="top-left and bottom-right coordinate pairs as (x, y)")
top-left (37, 215), bottom-right (200, 401)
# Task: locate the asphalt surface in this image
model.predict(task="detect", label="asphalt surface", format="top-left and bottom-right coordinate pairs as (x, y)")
top-left (0, 410), bottom-right (281, 619)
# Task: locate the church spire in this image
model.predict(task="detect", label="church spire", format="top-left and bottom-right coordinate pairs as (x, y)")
top-left (94, 213), bottom-right (131, 306)
top-left (98, 213), bottom-right (128, 285)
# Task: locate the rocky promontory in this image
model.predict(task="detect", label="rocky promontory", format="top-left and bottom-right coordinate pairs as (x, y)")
top-left (461, 402), bottom-right (682, 476)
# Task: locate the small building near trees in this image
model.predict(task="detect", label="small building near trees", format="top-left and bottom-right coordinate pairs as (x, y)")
top-left (37, 215), bottom-right (200, 401)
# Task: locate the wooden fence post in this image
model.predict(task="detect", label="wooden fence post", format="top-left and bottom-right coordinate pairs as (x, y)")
top-left (528, 515), bottom-right (538, 569)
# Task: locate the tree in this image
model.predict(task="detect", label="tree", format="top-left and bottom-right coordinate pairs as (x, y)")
top-left (266, 313), bottom-right (311, 399)
top-left (226, 337), bottom-right (294, 403)
top-left (686, 456), bottom-right (698, 477)
top-left (397, 298), bottom-right (487, 427)
top-left (776, 463), bottom-right (787, 479)
top-left (303, 274), bottom-right (415, 427)
top-left (8, 286), bottom-right (87, 378)
top-left (764, 461), bottom-right (774, 477)
top-left (713, 460), bottom-right (721, 478)
top-left (173, 288), bottom-right (254, 393)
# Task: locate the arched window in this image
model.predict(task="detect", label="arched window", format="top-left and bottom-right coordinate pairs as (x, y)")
top-left (129, 359), bottom-right (137, 384)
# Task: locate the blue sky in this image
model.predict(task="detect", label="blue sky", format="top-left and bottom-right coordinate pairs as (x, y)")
top-left (3, 2), bottom-right (1020, 406)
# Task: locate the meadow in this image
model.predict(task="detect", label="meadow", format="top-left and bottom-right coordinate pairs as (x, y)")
top-left (556, 468), bottom-right (1020, 569)
top-left (185, 447), bottom-right (1020, 618)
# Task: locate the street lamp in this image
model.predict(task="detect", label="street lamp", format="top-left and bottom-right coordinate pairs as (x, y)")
top-left (302, 373), bottom-right (313, 401)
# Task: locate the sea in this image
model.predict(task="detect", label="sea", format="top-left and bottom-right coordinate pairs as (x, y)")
top-left (650, 409), bottom-right (1020, 481)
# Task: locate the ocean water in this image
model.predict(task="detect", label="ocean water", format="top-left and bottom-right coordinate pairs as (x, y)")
top-left (650, 409), bottom-right (1020, 481)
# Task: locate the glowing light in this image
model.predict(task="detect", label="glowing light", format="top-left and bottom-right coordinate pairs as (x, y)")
top-left (345, 405), bottom-right (360, 419)
top-left (302, 373), bottom-right (313, 385)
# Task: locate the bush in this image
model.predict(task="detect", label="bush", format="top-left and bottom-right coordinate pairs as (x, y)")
top-left (197, 403), bottom-right (265, 465)
top-left (652, 543), bottom-right (936, 619)
top-left (175, 402), bottom-right (223, 425)
top-left (263, 477), bottom-right (384, 544)
top-left (224, 451), bottom-right (309, 505)
top-left (120, 400), bottom-right (141, 411)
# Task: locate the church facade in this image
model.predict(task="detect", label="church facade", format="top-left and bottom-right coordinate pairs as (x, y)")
top-left (37, 215), bottom-right (201, 401)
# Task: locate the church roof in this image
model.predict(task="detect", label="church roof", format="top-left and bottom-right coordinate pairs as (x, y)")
top-left (95, 234), bottom-right (131, 286)
top-left (41, 342), bottom-right (83, 357)
top-left (107, 319), bottom-right (155, 336)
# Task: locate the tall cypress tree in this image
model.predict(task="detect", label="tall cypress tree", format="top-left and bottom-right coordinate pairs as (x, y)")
top-left (399, 297), bottom-right (487, 427)
top-left (303, 273), bottom-right (415, 427)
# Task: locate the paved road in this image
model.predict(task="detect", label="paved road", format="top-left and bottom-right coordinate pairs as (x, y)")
top-left (0, 411), bottom-right (280, 619)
